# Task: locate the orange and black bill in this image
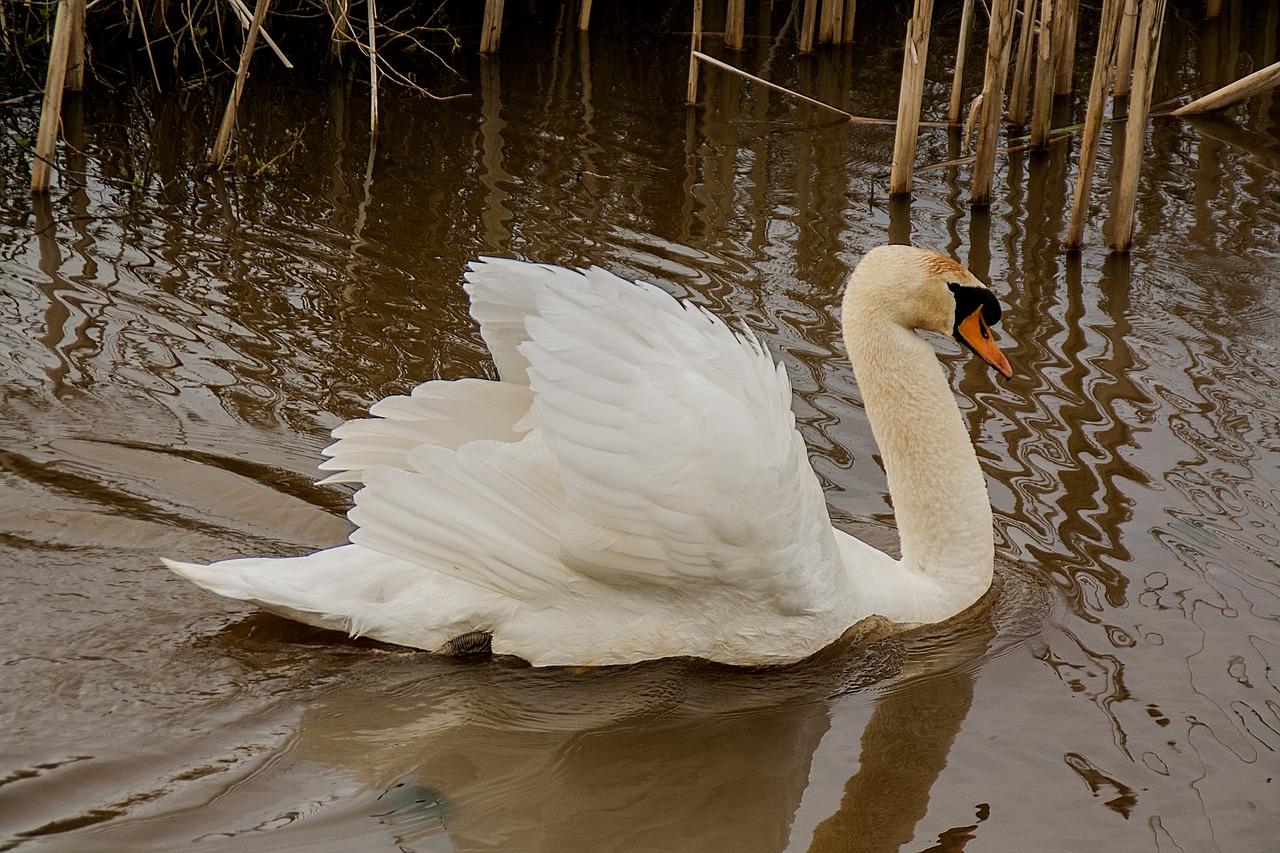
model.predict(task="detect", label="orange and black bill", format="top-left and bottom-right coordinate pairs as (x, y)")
top-left (955, 306), bottom-right (1013, 380)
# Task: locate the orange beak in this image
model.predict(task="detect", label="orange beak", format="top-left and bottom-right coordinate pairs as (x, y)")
top-left (956, 307), bottom-right (1013, 380)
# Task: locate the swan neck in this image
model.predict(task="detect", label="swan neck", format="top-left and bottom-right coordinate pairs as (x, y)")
top-left (841, 298), bottom-right (994, 620)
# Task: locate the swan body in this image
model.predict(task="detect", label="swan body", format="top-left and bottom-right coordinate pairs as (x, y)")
top-left (165, 246), bottom-right (1012, 667)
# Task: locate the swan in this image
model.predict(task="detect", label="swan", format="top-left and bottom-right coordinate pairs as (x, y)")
top-left (164, 245), bottom-right (1013, 667)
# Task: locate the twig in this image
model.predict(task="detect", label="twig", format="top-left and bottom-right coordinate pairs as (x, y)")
top-left (692, 51), bottom-right (954, 126)
top-left (226, 0), bottom-right (293, 69)
top-left (131, 0), bottom-right (162, 90)
top-left (252, 127), bottom-right (305, 176)
top-left (913, 125), bottom-right (1074, 174)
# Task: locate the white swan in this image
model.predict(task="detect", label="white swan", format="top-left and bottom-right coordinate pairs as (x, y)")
top-left (165, 245), bottom-right (1012, 667)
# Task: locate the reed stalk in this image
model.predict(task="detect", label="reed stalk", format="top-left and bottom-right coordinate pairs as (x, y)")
top-left (818, 0), bottom-right (843, 45)
top-left (1053, 0), bottom-right (1078, 95)
top-left (579, 0), bottom-right (593, 31)
top-left (1110, 0), bottom-right (1167, 252)
top-left (1029, 0), bottom-right (1058, 148)
top-left (1007, 0), bottom-right (1036, 125)
top-left (1171, 59), bottom-right (1280, 116)
top-left (331, 0), bottom-right (350, 56)
top-left (131, 0), bottom-right (161, 89)
top-left (66, 0), bottom-right (85, 90)
top-left (1113, 0), bottom-right (1137, 97)
top-left (31, 0), bottom-right (73, 193)
top-left (210, 0), bottom-right (271, 167)
top-left (686, 0), bottom-right (703, 105)
top-left (970, 0), bottom-right (1017, 206)
top-left (227, 0), bottom-right (292, 68)
top-left (947, 0), bottom-right (975, 123)
top-left (367, 0), bottom-right (379, 136)
top-left (480, 0), bottom-right (504, 54)
top-left (692, 51), bottom-right (953, 126)
top-left (725, 0), bottom-right (745, 50)
top-left (1065, 0), bottom-right (1124, 249)
top-left (799, 0), bottom-right (818, 53)
top-left (889, 0), bottom-right (935, 196)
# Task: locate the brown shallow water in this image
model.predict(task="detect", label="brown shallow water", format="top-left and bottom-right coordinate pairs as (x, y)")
top-left (3, 2), bottom-right (1280, 850)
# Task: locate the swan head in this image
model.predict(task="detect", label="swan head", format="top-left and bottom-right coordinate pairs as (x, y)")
top-left (844, 245), bottom-right (1013, 379)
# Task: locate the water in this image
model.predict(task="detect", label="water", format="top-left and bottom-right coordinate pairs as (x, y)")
top-left (3, 2), bottom-right (1280, 850)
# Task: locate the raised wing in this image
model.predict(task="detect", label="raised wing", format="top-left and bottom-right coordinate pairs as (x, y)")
top-left (467, 260), bottom-right (845, 616)
top-left (348, 433), bottom-right (571, 602)
top-left (318, 379), bottom-right (533, 484)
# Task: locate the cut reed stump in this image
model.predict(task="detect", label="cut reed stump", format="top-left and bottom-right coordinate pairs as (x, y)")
top-left (726, 0), bottom-right (745, 50)
top-left (66, 0), bottom-right (86, 90)
top-left (889, 0), bottom-right (935, 196)
top-left (481, 0), bottom-right (505, 54)
top-left (818, 0), bottom-right (844, 45)
top-left (1065, 0), bottom-right (1124, 250)
top-left (1110, 0), bottom-right (1167, 253)
top-left (1053, 0), bottom-right (1079, 95)
top-left (31, 0), bottom-right (81, 193)
top-left (947, 0), bottom-right (975, 123)
top-left (1171, 59), bottom-right (1280, 116)
top-left (686, 0), bottom-right (704, 105)
top-left (210, 0), bottom-right (272, 167)
top-left (1029, 0), bottom-right (1058, 148)
top-left (799, 0), bottom-right (818, 54)
top-left (1007, 0), bottom-right (1037, 126)
top-left (969, 0), bottom-right (1018, 206)
top-left (1113, 0), bottom-right (1138, 97)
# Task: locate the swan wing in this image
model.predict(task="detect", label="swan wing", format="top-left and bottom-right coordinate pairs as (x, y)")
top-left (464, 260), bottom-right (844, 615)
top-left (318, 378), bottom-right (533, 484)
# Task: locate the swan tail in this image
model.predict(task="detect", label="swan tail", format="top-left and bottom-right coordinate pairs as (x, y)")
top-left (162, 546), bottom-right (512, 649)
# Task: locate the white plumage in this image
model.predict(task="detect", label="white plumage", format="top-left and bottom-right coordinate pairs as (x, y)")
top-left (165, 246), bottom-right (1012, 666)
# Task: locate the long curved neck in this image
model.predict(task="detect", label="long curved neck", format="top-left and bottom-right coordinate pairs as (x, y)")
top-left (841, 304), bottom-right (994, 622)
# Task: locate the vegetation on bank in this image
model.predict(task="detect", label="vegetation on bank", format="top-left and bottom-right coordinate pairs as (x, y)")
top-left (0, 0), bottom-right (467, 91)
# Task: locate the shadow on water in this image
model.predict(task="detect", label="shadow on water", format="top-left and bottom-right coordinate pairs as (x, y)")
top-left (3, 1), bottom-right (1280, 851)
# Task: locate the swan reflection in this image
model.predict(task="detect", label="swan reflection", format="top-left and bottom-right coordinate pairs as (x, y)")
top-left (244, 595), bottom-right (1011, 852)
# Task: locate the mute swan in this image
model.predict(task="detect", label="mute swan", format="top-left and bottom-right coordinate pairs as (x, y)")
top-left (165, 246), bottom-right (1012, 667)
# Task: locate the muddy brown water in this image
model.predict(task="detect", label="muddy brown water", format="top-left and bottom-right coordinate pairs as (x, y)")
top-left (3, 3), bottom-right (1280, 850)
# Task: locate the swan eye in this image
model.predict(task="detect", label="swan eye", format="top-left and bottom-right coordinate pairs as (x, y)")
top-left (947, 282), bottom-right (1002, 327)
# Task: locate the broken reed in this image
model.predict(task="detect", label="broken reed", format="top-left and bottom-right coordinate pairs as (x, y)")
top-left (689, 0), bottom-right (1234, 253)
top-left (24, 0), bottom-right (1270, 252)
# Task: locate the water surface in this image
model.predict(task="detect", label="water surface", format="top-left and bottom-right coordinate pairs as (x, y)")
top-left (3, 2), bottom-right (1280, 850)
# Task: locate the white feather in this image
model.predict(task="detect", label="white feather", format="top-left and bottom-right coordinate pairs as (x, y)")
top-left (165, 248), bottom-right (1005, 666)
